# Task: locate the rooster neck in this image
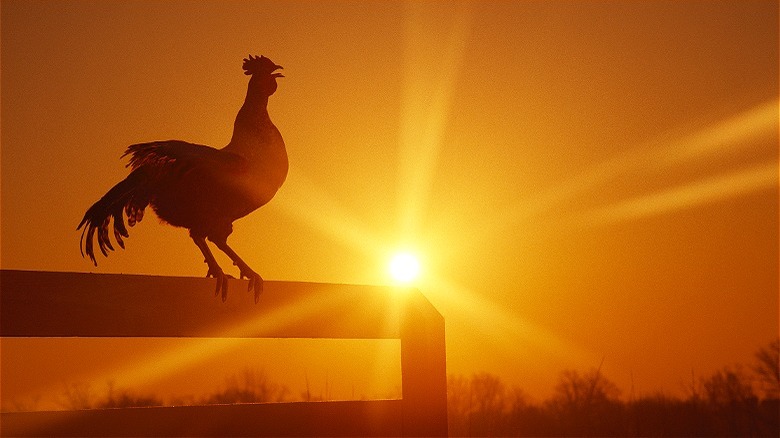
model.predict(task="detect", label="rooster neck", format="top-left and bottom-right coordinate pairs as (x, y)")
top-left (224, 74), bottom-right (288, 196)
top-left (227, 77), bottom-right (274, 147)
top-left (232, 87), bottom-right (271, 130)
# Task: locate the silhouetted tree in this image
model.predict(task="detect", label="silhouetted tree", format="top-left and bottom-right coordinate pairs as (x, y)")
top-left (100, 381), bottom-right (163, 408)
top-left (9, 394), bottom-right (41, 413)
top-left (469, 373), bottom-right (507, 436)
top-left (447, 375), bottom-right (472, 436)
top-left (28, 353), bottom-right (780, 437)
top-left (447, 373), bottom-right (517, 436)
top-left (505, 386), bottom-right (554, 437)
top-left (101, 391), bottom-right (163, 408)
top-left (753, 338), bottom-right (780, 400)
top-left (203, 368), bottom-right (289, 404)
top-left (58, 382), bottom-right (94, 410)
top-left (57, 381), bottom-right (163, 410)
top-left (548, 368), bottom-right (623, 435)
top-left (701, 366), bottom-right (760, 436)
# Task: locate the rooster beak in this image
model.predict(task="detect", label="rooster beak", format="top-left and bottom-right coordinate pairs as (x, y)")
top-left (272, 65), bottom-right (284, 78)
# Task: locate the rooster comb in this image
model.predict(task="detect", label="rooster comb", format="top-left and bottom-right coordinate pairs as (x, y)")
top-left (242, 54), bottom-right (279, 76)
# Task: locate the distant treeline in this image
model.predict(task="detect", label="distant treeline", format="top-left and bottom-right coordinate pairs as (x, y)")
top-left (8, 339), bottom-right (778, 437)
top-left (448, 339), bottom-right (779, 437)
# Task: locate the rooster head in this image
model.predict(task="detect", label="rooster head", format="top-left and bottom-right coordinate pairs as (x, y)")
top-left (243, 55), bottom-right (283, 78)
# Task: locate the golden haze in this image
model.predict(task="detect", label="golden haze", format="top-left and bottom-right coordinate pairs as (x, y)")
top-left (1, 0), bottom-right (777, 407)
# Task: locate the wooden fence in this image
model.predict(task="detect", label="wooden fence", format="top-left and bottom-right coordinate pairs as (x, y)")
top-left (0, 269), bottom-right (447, 436)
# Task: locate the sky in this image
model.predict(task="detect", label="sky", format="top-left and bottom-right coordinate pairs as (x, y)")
top-left (1, 0), bottom-right (778, 408)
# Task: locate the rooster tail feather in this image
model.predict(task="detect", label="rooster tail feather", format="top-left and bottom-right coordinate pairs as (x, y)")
top-left (77, 170), bottom-right (148, 265)
top-left (112, 210), bottom-right (128, 249)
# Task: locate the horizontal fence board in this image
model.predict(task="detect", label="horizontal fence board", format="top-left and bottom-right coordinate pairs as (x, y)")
top-left (0, 270), bottom-right (412, 339)
top-left (0, 400), bottom-right (403, 437)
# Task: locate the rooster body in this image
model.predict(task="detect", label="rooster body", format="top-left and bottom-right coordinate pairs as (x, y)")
top-left (78, 55), bottom-right (287, 302)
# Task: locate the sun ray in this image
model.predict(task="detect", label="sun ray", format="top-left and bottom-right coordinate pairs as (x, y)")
top-left (27, 288), bottom-right (350, 408)
top-left (396, 2), bottom-right (472, 243)
top-left (272, 165), bottom-right (389, 260)
top-left (659, 100), bottom-right (778, 168)
top-left (475, 99), bottom-right (779, 239)
top-left (566, 161), bottom-right (777, 227)
top-left (422, 274), bottom-right (594, 365)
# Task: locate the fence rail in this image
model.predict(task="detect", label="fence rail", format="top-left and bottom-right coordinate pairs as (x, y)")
top-left (0, 269), bottom-right (447, 437)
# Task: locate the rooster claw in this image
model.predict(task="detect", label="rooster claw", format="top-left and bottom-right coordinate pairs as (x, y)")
top-left (240, 268), bottom-right (263, 304)
top-left (206, 268), bottom-right (232, 302)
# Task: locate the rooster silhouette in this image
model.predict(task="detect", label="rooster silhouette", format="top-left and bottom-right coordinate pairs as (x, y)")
top-left (78, 55), bottom-right (287, 303)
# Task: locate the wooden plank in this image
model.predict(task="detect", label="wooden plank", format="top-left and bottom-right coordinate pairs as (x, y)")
top-left (0, 270), bottom-right (405, 339)
top-left (0, 400), bottom-right (403, 437)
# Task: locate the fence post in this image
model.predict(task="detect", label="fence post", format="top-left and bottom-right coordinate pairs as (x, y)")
top-left (401, 292), bottom-right (448, 436)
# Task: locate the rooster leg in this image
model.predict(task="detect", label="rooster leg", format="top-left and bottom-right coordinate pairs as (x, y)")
top-left (192, 236), bottom-right (229, 301)
top-left (212, 239), bottom-right (263, 304)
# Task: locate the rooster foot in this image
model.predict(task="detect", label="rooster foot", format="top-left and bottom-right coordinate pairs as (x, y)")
top-left (205, 267), bottom-right (233, 302)
top-left (236, 264), bottom-right (263, 304)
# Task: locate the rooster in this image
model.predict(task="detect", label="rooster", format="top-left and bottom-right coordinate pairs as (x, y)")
top-left (78, 55), bottom-right (288, 303)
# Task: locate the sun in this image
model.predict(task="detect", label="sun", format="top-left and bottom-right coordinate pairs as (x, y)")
top-left (388, 252), bottom-right (421, 284)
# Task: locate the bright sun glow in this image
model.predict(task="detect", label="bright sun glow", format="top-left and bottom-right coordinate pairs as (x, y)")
top-left (389, 252), bottom-right (421, 283)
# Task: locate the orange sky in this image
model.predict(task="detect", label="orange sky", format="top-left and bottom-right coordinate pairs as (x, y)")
top-left (1, 0), bottom-right (778, 407)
